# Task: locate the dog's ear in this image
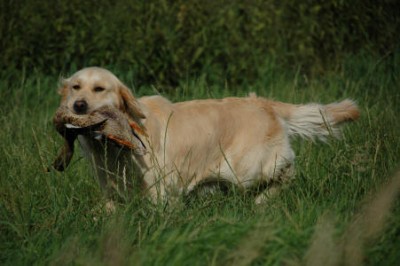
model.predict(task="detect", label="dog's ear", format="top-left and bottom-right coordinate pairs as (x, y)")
top-left (119, 84), bottom-right (146, 120)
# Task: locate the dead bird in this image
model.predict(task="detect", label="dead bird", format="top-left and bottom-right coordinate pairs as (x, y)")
top-left (52, 105), bottom-right (147, 171)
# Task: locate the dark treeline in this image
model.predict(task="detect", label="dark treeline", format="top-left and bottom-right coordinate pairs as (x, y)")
top-left (1, 0), bottom-right (398, 86)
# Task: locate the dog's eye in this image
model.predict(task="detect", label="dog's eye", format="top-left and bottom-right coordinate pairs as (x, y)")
top-left (72, 85), bottom-right (80, 90)
top-left (94, 86), bottom-right (105, 92)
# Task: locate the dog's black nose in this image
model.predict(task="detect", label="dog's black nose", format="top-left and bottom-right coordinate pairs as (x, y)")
top-left (73, 100), bottom-right (88, 114)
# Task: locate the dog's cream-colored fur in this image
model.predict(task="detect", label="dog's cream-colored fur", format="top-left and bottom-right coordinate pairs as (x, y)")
top-left (58, 67), bottom-right (360, 202)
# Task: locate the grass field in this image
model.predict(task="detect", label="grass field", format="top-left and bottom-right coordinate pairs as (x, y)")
top-left (0, 54), bottom-right (399, 265)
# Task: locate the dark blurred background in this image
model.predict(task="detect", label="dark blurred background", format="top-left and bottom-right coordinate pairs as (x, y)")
top-left (1, 0), bottom-right (399, 87)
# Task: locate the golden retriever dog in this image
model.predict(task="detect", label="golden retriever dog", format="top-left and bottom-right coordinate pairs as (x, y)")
top-left (57, 67), bottom-right (360, 204)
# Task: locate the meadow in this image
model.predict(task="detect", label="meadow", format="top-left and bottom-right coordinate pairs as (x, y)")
top-left (0, 52), bottom-right (399, 265)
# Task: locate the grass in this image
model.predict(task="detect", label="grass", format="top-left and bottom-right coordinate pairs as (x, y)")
top-left (0, 53), bottom-right (399, 265)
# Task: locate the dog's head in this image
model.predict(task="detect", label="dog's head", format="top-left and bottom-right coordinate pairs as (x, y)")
top-left (58, 67), bottom-right (145, 120)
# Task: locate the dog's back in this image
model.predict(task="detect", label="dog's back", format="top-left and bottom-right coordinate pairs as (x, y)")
top-left (138, 95), bottom-right (359, 200)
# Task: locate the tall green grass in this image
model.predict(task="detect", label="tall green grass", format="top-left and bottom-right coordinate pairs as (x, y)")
top-left (0, 53), bottom-right (399, 265)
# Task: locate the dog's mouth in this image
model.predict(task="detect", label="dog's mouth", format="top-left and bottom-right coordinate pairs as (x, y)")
top-left (51, 105), bottom-right (147, 172)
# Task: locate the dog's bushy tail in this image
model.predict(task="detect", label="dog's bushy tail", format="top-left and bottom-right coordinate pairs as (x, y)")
top-left (270, 99), bottom-right (360, 141)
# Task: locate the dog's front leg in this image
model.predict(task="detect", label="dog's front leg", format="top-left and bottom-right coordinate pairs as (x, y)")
top-left (142, 171), bottom-right (168, 203)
